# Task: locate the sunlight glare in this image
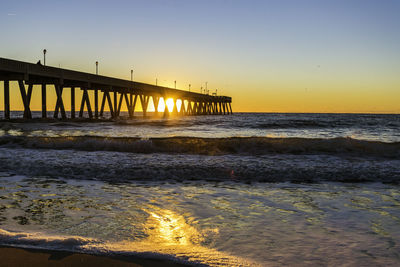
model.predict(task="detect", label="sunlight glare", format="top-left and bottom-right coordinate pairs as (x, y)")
top-left (157, 97), bottom-right (166, 112)
top-left (176, 99), bottom-right (182, 112)
top-left (166, 98), bottom-right (174, 112)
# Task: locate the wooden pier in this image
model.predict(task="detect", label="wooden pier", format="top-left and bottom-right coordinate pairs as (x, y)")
top-left (0, 57), bottom-right (232, 119)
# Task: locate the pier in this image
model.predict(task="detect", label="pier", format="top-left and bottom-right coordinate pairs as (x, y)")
top-left (0, 57), bottom-right (232, 120)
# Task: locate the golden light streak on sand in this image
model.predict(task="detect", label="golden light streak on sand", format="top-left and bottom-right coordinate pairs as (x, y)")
top-left (110, 208), bottom-right (261, 266)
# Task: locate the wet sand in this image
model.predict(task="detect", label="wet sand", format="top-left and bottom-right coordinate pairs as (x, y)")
top-left (0, 246), bottom-right (189, 267)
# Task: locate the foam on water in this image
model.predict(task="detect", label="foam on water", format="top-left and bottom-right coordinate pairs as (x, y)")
top-left (1, 112), bottom-right (400, 142)
top-left (0, 176), bottom-right (399, 266)
top-left (0, 228), bottom-right (256, 266)
top-left (0, 147), bottom-right (399, 183)
top-left (0, 135), bottom-right (399, 158)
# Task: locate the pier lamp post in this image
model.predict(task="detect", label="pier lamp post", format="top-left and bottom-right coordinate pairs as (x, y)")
top-left (131, 69), bottom-right (133, 81)
top-left (189, 84), bottom-right (191, 92)
top-left (156, 78), bottom-right (158, 86)
top-left (174, 80), bottom-right (176, 89)
top-left (201, 86), bottom-right (203, 94)
top-left (96, 61), bottom-right (98, 75)
top-left (43, 49), bottom-right (47, 66)
top-left (205, 82), bottom-right (208, 93)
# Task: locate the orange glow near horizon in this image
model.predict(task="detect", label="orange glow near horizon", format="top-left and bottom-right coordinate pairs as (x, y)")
top-left (1, 80), bottom-right (399, 114)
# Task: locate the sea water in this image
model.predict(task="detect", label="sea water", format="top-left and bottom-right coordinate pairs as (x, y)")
top-left (0, 112), bottom-right (399, 266)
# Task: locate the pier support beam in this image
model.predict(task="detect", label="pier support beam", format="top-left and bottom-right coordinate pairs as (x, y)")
top-left (4, 80), bottom-right (10, 119)
top-left (207, 102), bottom-right (211, 115)
top-left (113, 92), bottom-right (118, 117)
top-left (41, 84), bottom-right (47, 118)
top-left (185, 101), bottom-right (190, 115)
top-left (71, 87), bottom-right (75, 119)
top-left (180, 99), bottom-right (186, 115)
top-left (100, 92), bottom-right (106, 117)
top-left (172, 99), bottom-right (178, 115)
top-left (153, 96), bottom-right (160, 116)
top-left (54, 85), bottom-right (67, 119)
top-left (140, 95), bottom-right (149, 117)
top-left (53, 84), bottom-right (67, 119)
top-left (18, 81), bottom-right (32, 119)
top-left (54, 86), bottom-right (63, 118)
top-left (130, 94), bottom-right (138, 117)
top-left (79, 88), bottom-right (93, 118)
top-left (189, 101), bottom-right (194, 115)
top-left (27, 84), bottom-right (33, 107)
top-left (100, 91), bottom-right (114, 118)
top-left (123, 92), bottom-right (133, 118)
top-left (192, 102), bottom-right (196, 115)
top-left (116, 92), bottom-right (123, 117)
top-left (195, 102), bottom-right (200, 115)
top-left (163, 97), bottom-right (169, 117)
top-left (94, 89), bottom-right (99, 119)
top-left (116, 92), bottom-right (131, 117)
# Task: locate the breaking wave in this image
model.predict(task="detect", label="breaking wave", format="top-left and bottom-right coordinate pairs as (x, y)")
top-left (0, 226), bottom-right (257, 266)
top-left (0, 136), bottom-right (399, 158)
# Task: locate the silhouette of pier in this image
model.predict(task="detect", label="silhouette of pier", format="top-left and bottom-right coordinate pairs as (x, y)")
top-left (0, 57), bottom-right (232, 119)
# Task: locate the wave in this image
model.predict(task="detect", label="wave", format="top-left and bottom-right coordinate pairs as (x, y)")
top-left (0, 228), bottom-right (257, 266)
top-left (0, 147), bottom-right (399, 183)
top-left (0, 136), bottom-right (399, 158)
top-left (0, 228), bottom-right (192, 265)
top-left (251, 120), bottom-right (344, 129)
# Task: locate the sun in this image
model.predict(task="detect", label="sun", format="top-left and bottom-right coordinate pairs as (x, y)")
top-left (165, 98), bottom-right (174, 112)
top-left (156, 98), bottom-right (182, 113)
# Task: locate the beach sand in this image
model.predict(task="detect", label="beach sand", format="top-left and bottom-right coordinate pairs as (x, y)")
top-left (0, 246), bottom-right (189, 267)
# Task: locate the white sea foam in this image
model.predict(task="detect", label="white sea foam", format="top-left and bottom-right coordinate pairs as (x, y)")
top-left (0, 226), bottom-right (258, 266)
top-left (0, 177), bottom-right (399, 266)
top-left (0, 135), bottom-right (399, 158)
top-left (0, 147), bottom-right (399, 183)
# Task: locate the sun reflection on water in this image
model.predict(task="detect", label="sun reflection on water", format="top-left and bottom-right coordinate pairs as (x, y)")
top-left (148, 210), bottom-right (197, 246)
top-left (108, 208), bottom-right (258, 266)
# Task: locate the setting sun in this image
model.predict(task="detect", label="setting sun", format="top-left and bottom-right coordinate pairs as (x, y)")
top-left (165, 98), bottom-right (174, 113)
top-left (156, 97), bottom-right (174, 113)
top-left (156, 98), bottom-right (182, 113)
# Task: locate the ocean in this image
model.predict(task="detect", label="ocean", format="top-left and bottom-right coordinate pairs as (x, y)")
top-left (0, 112), bottom-right (399, 266)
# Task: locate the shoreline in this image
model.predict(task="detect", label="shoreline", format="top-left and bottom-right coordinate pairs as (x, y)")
top-left (0, 246), bottom-right (191, 267)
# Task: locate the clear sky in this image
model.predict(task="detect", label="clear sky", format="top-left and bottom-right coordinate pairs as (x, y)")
top-left (1, 0), bottom-right (399, 113)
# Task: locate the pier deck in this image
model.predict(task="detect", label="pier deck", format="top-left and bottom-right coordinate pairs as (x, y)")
top-left (0, 57), bottom-right (232, 119)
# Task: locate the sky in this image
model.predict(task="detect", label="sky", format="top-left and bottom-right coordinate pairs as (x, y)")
top-left (0, 0), bottom-right (399, 113)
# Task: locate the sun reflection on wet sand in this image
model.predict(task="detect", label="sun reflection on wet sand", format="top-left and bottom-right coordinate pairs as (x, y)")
top-left (109, 208), bottom-right (259, 266)
top-left (148, 210), bottom-right (197, 246)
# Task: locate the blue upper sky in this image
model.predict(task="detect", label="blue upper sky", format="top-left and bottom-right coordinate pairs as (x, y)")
top-left (1, 0), bottom-right (399, 112)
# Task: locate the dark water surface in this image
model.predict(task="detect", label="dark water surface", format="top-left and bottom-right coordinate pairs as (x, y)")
top-left (0, 112), bottom-right (399, 266)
